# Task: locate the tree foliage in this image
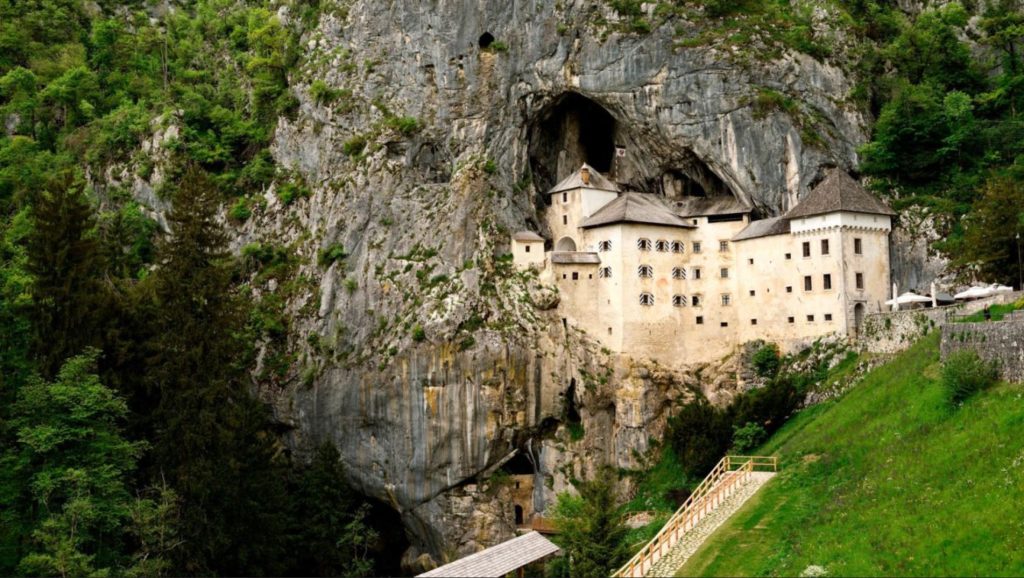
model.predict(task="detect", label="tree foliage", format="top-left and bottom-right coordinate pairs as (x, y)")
top-left (550, 467), bottom-right (629, 577)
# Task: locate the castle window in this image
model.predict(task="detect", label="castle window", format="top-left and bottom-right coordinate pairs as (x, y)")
top-left (856, 272), bottom-right (864, 289)
top-left (672, 267), bottom-right (687, 280)
top-left (525, 245), bottom-right (531, 252)
top-left (751, 319), bottom-right (758, 325)
top-left (802, 241), bottom-right (811, 258)
top-left (637, 238), bottom-right (652, 251)
top-left (749, 290), bottom-right (755, 296)
top-left (655, 240), bottom-right (669, 252)
top-left (693, 241), bottom-right (702, 254)
top-left (639, 292), bottom-right (655, 306)
top-left (823, 273), bottom-right (832, 290)
top-left (825, 313), bottom-right (833, 321)
top-left (788, 316), bottom-right (795, 323)
top-left (748, 258), bottom-right (754, 265)
top-left (786, 286), bottom-right (793, 293)
top-left (721, 294), bottom-right (731, 306)
top-left (692, 294), bottom-right (702, 307)
top-left (807, 314), bottom-right (815, 322)
top-left (696, 316), bottom-right (704, 324)
top-left (599, 267), bottom-right (612, 278)
top-left (672, 295), bottom-right (687, 307)
top-left (572, 272), bottom-right (579, 280)
top-left (821, 239), bottom-right (830, 255)
top-left (637, 264), bottom-right (654, 278)
top-left (693, 267), bottom-right (702, 280)
top-left (854, 238), bottom-right (863, 255)
top-left (785, 253), bottom-right (792, 260)
top-left (692, 219), bottom-right (698, 225)
top-left (804, 276), bottom-right (812, 291)
top-left (598, 240), bottom-right (612, 252)
top-left (720, 268), bottom-right (729, 279)
top-left (671, 241), bottom-right (685, 253)
top-left (719, 240), bottom-right (729, 252)
top-left (562, 192), bottom-right (568, 203)
top-left (563, 215), bottom-right (568, 225)
top-left (721, 321), bottom-right (729, 327)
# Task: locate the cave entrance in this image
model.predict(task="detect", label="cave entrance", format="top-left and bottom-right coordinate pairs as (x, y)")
top-left (659, 152), bottom-right (735, 201)
top-left (528, 93), bottom-right (618, 194)
top-left (503, 451), bottom-right (535, 475)
top-left (564, 379), bottom-right (581, 424)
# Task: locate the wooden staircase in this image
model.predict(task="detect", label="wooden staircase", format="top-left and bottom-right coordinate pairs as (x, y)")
top-left (613, 455), bottom-right (778, 578)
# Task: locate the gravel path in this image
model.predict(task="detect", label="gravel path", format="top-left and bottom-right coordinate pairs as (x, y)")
top-left (646, 471), bottom-right (775, 577)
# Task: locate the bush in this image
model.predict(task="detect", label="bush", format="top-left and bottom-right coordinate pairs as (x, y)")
top-left (318, 243), bottom-right (347, 268)
top-left (276, 181), bottom-right (310, 205)
top-left (751, 343), bottom-right (781, 378)
top-left (941, 350), bottom-right (998, 405)
top-left (732, 422), bottom-right (767, 453)
top-left (309, 79), bottom-right (339, 105)
top-left (411, 324), bottom-right (426, 342)
top-left (385, 116), bottom-right (420, 135)
top-left (730, 374), bottom-right (804, 438)
top-left (229, 197), bottom-right (252, 222)
top-left (342, 135), bottom-right (368, 157)
top-left (666, 399), bottom-right (733, 478)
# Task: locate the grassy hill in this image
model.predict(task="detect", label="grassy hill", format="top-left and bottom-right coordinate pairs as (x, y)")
top-left (677, 332), bottom-right (1024, 577)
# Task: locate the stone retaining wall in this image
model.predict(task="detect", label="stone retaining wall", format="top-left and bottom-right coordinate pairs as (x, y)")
top-left (940, 315), bottom-right (1024, 383)
top-left (860, 292), bottom-right (1022, 355)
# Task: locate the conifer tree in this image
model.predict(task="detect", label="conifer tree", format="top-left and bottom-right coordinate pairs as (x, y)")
top-left (550, 466), bottom-right (628, 577)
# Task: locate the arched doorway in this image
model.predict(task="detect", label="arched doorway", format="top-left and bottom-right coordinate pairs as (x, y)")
top-left (853, 303), bottom-right (865, 337)
top-left (514, 504), bottom-right (524, 526)
top-left (555, 236), bottom-right (577, 252)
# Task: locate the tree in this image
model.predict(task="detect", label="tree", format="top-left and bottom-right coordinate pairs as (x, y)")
top-left (957, 174), bottom-right (1024, 286)
top-left (0, 351), bottom-right (143, 576)
top-left (549, 467), bottom-right (628, 577)
top-left (666, 399), bottom-right (733, 478)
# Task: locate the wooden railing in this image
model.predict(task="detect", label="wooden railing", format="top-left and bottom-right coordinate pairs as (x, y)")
top-left (612, 455), bottom-right (777, 578)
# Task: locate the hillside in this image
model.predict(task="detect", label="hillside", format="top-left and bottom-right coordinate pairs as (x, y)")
top-left (677, 332), bottom-right (1024, 577)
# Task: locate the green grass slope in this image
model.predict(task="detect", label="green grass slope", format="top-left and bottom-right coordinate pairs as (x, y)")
top-left (677, 333), bottom-right (1024, 577)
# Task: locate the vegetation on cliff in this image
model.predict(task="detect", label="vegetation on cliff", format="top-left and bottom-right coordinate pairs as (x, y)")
top-left (677, 333), bottom-right (1024, 576)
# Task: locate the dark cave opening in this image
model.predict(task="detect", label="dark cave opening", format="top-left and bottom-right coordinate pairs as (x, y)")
top-left (478, 32), bottom-right (494, 49)
top-left (365, 496), bottom-right (411, 576)
top-left (503, 450), bottom-right (535, 475)
top-left (528, 93), bottom-right (618, 195)
top-left (658, 152), bottom-right (735, 200)
top-left (564, 378), bottom-right (581, 424)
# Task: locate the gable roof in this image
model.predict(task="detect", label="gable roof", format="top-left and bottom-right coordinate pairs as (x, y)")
top-left (732, 216), bottom-right (791, 241)
top-left (512, 231), bottom-right (545, 242)
top-left (549, 164), bottom-right (620, 194)
top-left (784, 169), bottom-right (896, 219)
top-left (672, 196), bottom-right (751, 218)
top-left (418, 532), bottom-right (561, 578)
top-left (581, 193), bottom-right (696, 230)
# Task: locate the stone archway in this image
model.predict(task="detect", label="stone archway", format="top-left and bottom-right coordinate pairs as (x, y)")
top-left (555, 236), bottom-right (577, 252)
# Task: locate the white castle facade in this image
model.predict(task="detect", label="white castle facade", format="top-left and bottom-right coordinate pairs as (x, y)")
top-left (512, 165), bottom-right (895, 366)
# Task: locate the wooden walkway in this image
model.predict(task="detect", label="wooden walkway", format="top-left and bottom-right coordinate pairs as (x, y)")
top-left (613, 456), bottom-right (778, 578)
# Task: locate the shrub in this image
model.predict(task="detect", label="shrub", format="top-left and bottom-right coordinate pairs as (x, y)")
top-left (483, 159), bottom-right (497, 174)
top-left (751, 343), bottom-right (781, 378)
top-left (941, 350), bottom-right (998, 405)
top-left (730, 374), bottom-right (804, 438)
top-left (344, 277), bottom-right (357, 294)
top-left (666, 399), bottom-right (733, 478)
top-left (276, 181), bottom-right (310, 205)
top-left (309, 79), bottom-right (339, 104)
top-left (488, 40), bottom-right (509, 52)
top-left (229, 197), bottom-right (252, 222)
top-left (411, 324), bottom-right (426, 342)
top-left (318, 243), bottom-right (347, 268)
top-left (732, 422), bottom-right (767, 453)
top-left (567, 421), bottom-right (585, 441)
top-left (342, 134), bottom-right (367, 157)
top-left (386, 116), bottom-right (420, 135)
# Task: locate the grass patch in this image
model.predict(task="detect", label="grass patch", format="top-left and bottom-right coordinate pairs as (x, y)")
top-left (957, 302), bottom-right (1022, 323)
top-left (676, 332), bottom-right (1024, 576)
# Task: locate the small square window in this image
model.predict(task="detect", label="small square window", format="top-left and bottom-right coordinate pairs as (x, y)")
top-left (802, 242), bottom-right (811, 258)
top-left (693, 242), bottom-right (702, 254)
top-left (821, 239), bottom-right (830, 255)
top-left (719, 240), bottom-right (729, 252)
top-left (748, 258), bottom-right (754, 265)
top-left (720, 321), bottom-right (729, 327)
top-left (825, 313), bottom-right (833, 321)
top-left (524, 245), bottom-right (531, 253)
top-left (572, 272), bottom-right (578, 280)
top-left (692, 219), bottom-right (698, 225)
top-left (854, 238), bottom-right (863, 255)
top-left (751, 319), bottom-right (758, 325)
top-left (804, 276), bottom-right (812, 291)
top-left (692, 295), bottom-right (702, 307)
top-left (807, 314), bottom-right (815, 322)
top-left (608, 327), bottom-right (612, 335)
top-left (749, 290), bottom-right (756, 296)
top-left (588, 274), bottom-right (592, 279)
top-left (786, 286), bottom-right (793, 293)
top-left (823, 273), bottom-right (832, 290)
top-left (694, 268), bottom-right (702, 280)
top-left (720, 268), bottom-right (729, 279)
top-left (788, 316), bottom-right (795, 324)
top-left (562, 273), bottom-right (567, 279)
top-left (785, 253), bottom-right (792, 260)
top-left (721, 294), bottom-right (731, 306)
top-left (696, 316), bottom-right (704, 325)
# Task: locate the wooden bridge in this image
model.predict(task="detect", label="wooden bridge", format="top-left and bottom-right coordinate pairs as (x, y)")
top-left (613, 455), bottom-right (778, 578)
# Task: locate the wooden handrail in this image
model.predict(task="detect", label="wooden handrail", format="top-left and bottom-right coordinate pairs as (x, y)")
top-left (612, 455), bottom-right (777, 577)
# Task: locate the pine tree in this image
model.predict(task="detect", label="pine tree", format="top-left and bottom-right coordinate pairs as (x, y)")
top-left (550, 467), bottom-right (628, 577)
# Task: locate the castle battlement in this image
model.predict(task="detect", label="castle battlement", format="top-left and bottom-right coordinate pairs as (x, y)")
top-left (511, 166), bottom-right (895, 366)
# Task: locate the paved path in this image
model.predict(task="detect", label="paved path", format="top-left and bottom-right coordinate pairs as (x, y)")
top-left (646, 471), bottom-right (776, 577)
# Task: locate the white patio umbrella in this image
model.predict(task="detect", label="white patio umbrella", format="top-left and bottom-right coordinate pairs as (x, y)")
top-left (884, 292), bottom-right (934, 307)
top-left (954, 286), bottom-right (996, 300)
top-left (992, 284), bottom-right (1014, 293)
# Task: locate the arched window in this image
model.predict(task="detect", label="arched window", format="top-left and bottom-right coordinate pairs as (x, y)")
top-left (671, 241), bottom-right (685, 253)
top-left (598, 240), bottom-right (612, 252)
top-left (672, 267), bottom-right (687, 280)
top-left (655, 239), bottom-right (669, 252)
top-left (637, 264), bottom-right (654, 278)
top-left (639, 293), bottom-right (655, 306)
top-left (599, 267), bottom-right (612, 278)
top-left (637, 238), bottom-right (652, 251)
top-left (672, 295), bottom-right (687, 307)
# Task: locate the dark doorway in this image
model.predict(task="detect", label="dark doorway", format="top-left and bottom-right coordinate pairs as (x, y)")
top-left (515, 504), bottom-right (525, 525)
top-left (529, 93), bottom-right (617, 193)
top-left (854, 303), bottom-right (866, 337)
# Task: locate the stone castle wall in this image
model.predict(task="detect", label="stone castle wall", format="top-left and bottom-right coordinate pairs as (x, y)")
top-left (860, 292), bottom-right (1021, 355)
top-left (940, 315), bottom-right (1024, 383)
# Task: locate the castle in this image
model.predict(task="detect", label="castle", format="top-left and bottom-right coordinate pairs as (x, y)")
top-left (512, 165), bottom-right (895, 366)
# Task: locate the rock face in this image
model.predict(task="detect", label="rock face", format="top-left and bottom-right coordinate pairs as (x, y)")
top-left (229, 0), bottom-right (879, 566)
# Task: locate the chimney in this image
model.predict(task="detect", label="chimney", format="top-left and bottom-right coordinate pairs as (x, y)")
top-left (581, 166), bottom-right (591, 185)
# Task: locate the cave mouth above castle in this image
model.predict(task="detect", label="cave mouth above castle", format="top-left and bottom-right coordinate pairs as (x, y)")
top-left (528, 93), bottom-right (617, 194)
